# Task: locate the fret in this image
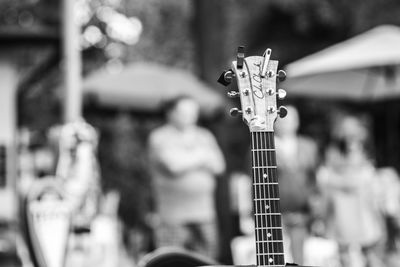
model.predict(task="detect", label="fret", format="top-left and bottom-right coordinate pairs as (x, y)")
top-left (253, 185), bottom-right (279, 192)
top-left (257, 254), bottom-right (285, 266)
top-left (254, 198), bottom-right (280, 201)
top-left (256, 240), bottom-right (284, 243)
top-left (252, 151), bottom-right (277, 166)
top-left (255, 226), bottom-right (283, 229)
top-left (256, 241), bottom-right (284, 254)
top-left (252, 169), bottom-right (277, 174)
top-left (255, 229), bottom-right (283, 240)
top-left (254, 188), bottom-right (280, 199)
top-left (251, 148), bottom-right (276, 151)
top-left (254, 204), bottom-right (280, 213)
top-left (254, 199), bottom-right (280, 214)
top-left (253, 169), bottom-right (278, 183)
top-left (255, 215), bottom-right (282, 228)
top-left (257, 253), bottom-right (285, 255)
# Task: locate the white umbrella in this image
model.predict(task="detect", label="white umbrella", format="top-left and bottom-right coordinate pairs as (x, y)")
top-left (284, 25), bottom-right (400, 101)
top-left (83, 62), bottom-right (224, 116)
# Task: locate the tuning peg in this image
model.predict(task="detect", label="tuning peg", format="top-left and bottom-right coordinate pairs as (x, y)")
top-left (237, 46), bottom-right (245, 69)
top-left (227, 91), bottom-right (240, 98)
top-left (277, 89), bottom-right (287, 100)
top-left (229, 108), bottom-right (242, 117)
top-left (261, 48), bottom-right (271, 77)
top-left (218, 69), bottom-right (235, 86)
top-left (277, 70), bottom-right (286, 82)
top-left (278, 106), bottom-right (288, 118)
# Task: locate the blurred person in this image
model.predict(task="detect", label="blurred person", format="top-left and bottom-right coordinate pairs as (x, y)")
top-left (274, 105), bottom-right (319, 265)
top-left (90, 190), bottom-right (123, 267)
top-left (317, 113), bottom-right (385, 267)
top-left (148, 95), bottom-right (225, 259)
top-left (375, 167), bottom-right (400, 267)
top-left (54, 120), bottom-right (101, 267)
top-left (54, 120), bottom-right (100, 227)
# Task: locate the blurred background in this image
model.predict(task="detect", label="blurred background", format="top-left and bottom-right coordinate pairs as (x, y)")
top-left (1, 0), bottom-right (400, 267)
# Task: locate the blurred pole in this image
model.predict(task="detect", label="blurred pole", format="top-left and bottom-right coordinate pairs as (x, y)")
top-left (194, 0), bottom-right (228, 85)
top-left (0, 55), bottom-right (18, 219)
top-left (62, 0), bottom-right (82, 123)
top-left (194, 2), bottom-right (233, 263)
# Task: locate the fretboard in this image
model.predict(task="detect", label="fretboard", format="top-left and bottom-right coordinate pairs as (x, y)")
top-left (250, 131), bottom-right (285, 267)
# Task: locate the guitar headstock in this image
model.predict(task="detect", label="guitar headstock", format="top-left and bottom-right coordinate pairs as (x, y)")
top-left (218, 46), bottom-right (287, 132)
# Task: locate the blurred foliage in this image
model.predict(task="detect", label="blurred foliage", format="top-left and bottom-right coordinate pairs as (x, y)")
top-left (124, 0), bottom-right (196, 71)
top-left (0, 0), bottom-right (57, 28)
top-left (221, 0), bottom-right (400, 65)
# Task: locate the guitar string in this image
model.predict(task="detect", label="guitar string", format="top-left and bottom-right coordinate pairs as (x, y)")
top-left (268, 133), bottom-right (285, 265)
top-left (264, 131), bottom-right (274, 266)
top-left (261, 132), bottom-right (269, 266)
top-left (267, 131), bottom-right (276, 266)
top-left (263, 64), bottom-right (273, 266)
top-left (275, 132), bottom-right (284, 265)
top-left (268, 131), bottom-right (283, 266)
top-left (269, 63), bottom-right (284, 266)
top-left (259, 131), bottom-right (269, 266)
top-left (256, 131), bottom-right (266, 266)
top-left (252, 132), bottom-right (261, 266)
top-left (257, 132), bottom-right (266, 266)
top-left (255, 132), bottom-right (268, 265)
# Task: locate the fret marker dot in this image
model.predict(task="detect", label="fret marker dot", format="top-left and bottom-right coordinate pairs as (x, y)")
top-left (267, 232), bottom-right (272, 238)
top-left (269, 258), bottom-right (274, 263)
top-left (266, 205), bottom-right (270, 210)
top-left (263, 173), bottom-right (268, 179)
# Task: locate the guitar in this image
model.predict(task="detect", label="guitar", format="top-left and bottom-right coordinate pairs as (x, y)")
top-left (220, 47), bottom-right (318, 267)
top-left (220, 46), bottom-right (292, 267)
top-left (139, 47), bottom-right (314, 267)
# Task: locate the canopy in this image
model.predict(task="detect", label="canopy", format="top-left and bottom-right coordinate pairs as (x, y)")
top-left (284, 25), bottom-right (400, 101)
top-left (83, 62), bottom-right (225, 116)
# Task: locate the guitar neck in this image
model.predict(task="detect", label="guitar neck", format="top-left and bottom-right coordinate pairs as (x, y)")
top-left (250, 131), bottom-right (285, 267)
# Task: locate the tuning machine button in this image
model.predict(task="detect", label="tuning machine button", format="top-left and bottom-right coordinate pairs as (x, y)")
top-left (277, 89), bottom-right (287, 100)
top-left (229, 108), bottom-right (242, 117)
top-left (218, 69), bottom-right (235, 86)
top-left (227, 91), bottom-right (240, 98)
top-left (278, 106), bottom-right (288, 118)
top-left (277, 70), bottom-right (286, 82)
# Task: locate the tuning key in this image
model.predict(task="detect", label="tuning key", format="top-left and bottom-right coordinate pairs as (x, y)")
top-left (229, 108), bottom-right (242, 117)
top-left (261, 48), bottom-right (272, 77)
top-left (277, 89), bottom-right (287, 100)
top-left (227, 91), bottom-right (240, 98)
top-left (218, 70), bottom-right (235, 86)
top-left (278, 106), bottom-right (288, 118)
top-left (277, 70), bottom-right (286, 82)
top-left (237, 46), bottom-right (245, 69)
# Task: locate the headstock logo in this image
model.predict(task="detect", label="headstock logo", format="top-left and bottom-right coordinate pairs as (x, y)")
top-left (252, 61), bottom-right (264, 99)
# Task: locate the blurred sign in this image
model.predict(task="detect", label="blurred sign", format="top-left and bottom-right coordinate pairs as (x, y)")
top-left (25, 179), bottom-right (71, 267)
